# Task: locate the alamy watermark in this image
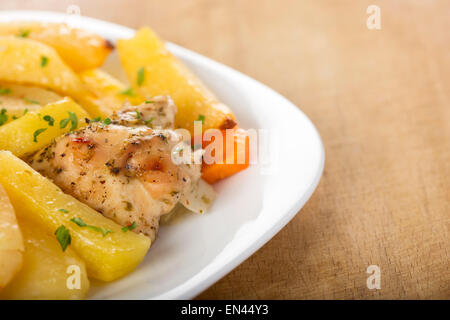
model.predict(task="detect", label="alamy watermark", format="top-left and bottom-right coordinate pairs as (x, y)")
top-left (66, 265), bottom-right (82, 290)
top-left (366, 265), bottom-right (381, 290)
top-left (167, 122), bottom-right (279, 176)
top-left (366, 5), bottom-right (381, 30)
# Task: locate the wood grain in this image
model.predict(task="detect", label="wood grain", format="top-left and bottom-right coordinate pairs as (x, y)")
top-left (1, 0), bottom-right (448, 299)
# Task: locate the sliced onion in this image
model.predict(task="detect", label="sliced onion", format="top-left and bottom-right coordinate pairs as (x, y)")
top-left (180, 179), bottom-right (216, 214)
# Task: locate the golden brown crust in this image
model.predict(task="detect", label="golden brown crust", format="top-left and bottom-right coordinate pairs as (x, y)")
top-left (104, 39), bottom-right (115, 50)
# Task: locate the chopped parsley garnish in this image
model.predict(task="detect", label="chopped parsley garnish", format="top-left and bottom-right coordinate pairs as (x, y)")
top-left (70, 217), bottom-right (113, 237)
top-left (55, 225), bottom-right (71, 252)
top-left (40, 55), bottom-right (49, 67)
top-left (33, 128), bottom-right (47, 142)
top-left (0, 87), bottom-right (11, 95)
top-left (68, 112), bottom-right (78, 131)
top-left (43, 115), bottom-right (55, 126)
top-left (12, 115), bottom-right (18, 120)
top-left (0, 109), bottom-right (8, 126)
top-left (70, 217), bottom-right (86, 227)
top-left (91, 116), bottom-right (101, 122)
top-left (122, 221), bottom-right (137, 233)
top-left (197, 114), bottom-right (205, 124)
top-left (23, 108), bottom-right (28, 115)
top-left (60, 112), bottom-right (78, 131)
top-left (144, 117), bottom-right (154, 126)
top-left (145, 100), bottom-right (154, 104)
top-left (60, 117), bottom-right (70, 129)
top-left (118, 88), bottom-right (136, 96)
top-left (24, 97), bottom-right (40, 105)
top-left (137, 67), bottom-right (145, 86)
top-left (58, 208), bottom-right (69, 213)
top-left (135, 111), bottom-right (141, 119)
top-left (17, 29), bottom-right (30, 38)
top-left (103, 117), bottom-right (112, 125)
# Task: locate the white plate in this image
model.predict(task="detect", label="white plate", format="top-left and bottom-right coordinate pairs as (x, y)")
top-left (0, 11), bottom-right (324, 299)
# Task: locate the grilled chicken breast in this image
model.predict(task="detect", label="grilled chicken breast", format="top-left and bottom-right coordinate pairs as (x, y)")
top-left (30, 96), bottom-right (201, 241)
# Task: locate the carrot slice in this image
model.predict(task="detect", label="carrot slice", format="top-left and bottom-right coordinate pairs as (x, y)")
top-left (201, 128), bottom-right (250, 184)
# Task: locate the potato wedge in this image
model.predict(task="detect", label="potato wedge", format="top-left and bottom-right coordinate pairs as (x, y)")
top-left (0, 98), bottom-right (90, 158)
top-left (0, 251), bottom-right (22, 292)
top-left (0, 22), bottom-right (113, 72)
top-left (0, 36), bottom-right (86, 97)
top-left (79, 69), bottom-right (144, 112)
top-left (0, 83), bottom-right (62, 122)
top-left (117, 27), bottom-right (236, 133)
top-left (0, 183), bottom-right (24, 290)
top-left (0, 36), bottom-right (106, 117)
top-left (0, 151), bottom-right (151, 281)
top-left (0, 219), bottom-right (89, 300)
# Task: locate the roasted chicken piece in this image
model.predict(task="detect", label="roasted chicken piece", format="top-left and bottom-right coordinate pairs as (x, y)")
top-left (30, 96), bottom-right (201, 241)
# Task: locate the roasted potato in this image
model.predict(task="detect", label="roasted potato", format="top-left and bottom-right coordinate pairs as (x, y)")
top-left (0, 83), bottom-right (62, 122)
top-left (0, 98), bottom-right (90, 158)
top-left (0, 151), bottom-right (151, 281)
top-left (0, 36), bottom-right (105, 117)
top-left (0, 219), bottom-right (89, 300)
top-left (117, 27), bottom-right (236, 134)
top-left (0, 36), bottom-right (85, 97)
top-left (0, 183), bottom-right (24, 290)
top-left (0, 22), bottom-right (113, 72)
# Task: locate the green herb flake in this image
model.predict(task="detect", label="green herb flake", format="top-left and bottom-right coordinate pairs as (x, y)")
top-left (137, 67), bottom-right (145, 86)
top-left (40, 55), bottom-right (49, 67)
top-left (33, 128), bottom-right (47, 142)
top-left (0, 87), bottom-right (11, 95)
top-left (58, 208), bottom-right (69, 213)
top-left (70, 217), bottom-right (112, 237)
top-left (197, 114), bottom-right (205, 124)
top-left (60, 117), bottom-right (70, 129)
top-left (24, 98), bottom-right (40, 105)
top-left (55, 225), bottom-right (71, 252)
top-left (145, 100), bottom-right (154, 104)
top-left (91, 226), bottom-right (113, 237)
top-left (144, 117), bottom-right (154, 126)
top-left (0, 109), bottom-right (8, 126)
top-left (103, 118), bottom-right (111, 125)
top-left (59, 112), bottom-right (78, 131)
top-left (23, 108), bottom-right (28, 115)
top-left (43, 115), bottom-right (55, 126)
top-left (122, 221), bottom-right (137, 233)
top-left (71, 217), bottom-right (87, 227)
top-left (17, 29), bottom-right (30, 38)
top-left (68, 112), bottom-right (78, 131)
top-left (118, 88), bottom-right (136, 97)
top-left (91, 116), bottom-right (101, 122)
top-left (135, 111), bottom-right (141, 119)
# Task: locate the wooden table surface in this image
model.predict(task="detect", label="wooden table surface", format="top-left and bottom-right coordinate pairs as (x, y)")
top-left (2, 0), bottom-right (448, 299)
